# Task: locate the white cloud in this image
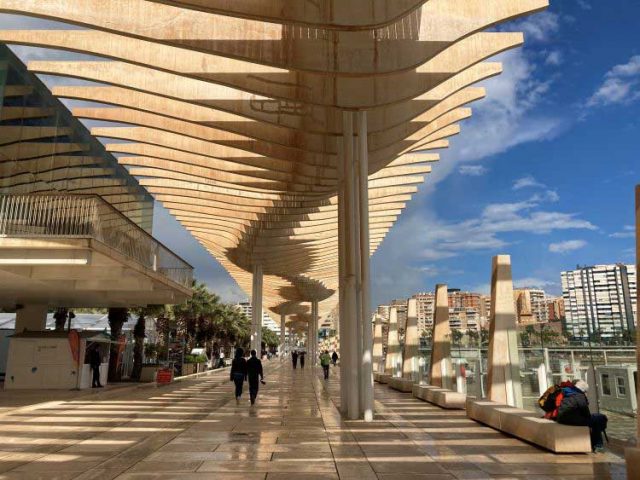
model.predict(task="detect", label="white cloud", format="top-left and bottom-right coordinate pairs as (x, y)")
top-left (408, 194), bottom-right (595, 262)
top-left (609, 225), bottom-right (635, 239)
top-left (513, 175), bottom-right (546, 190)
top-left (507, 12), bottom-right (561, 43)
top-left (458, 165), bottom-right (487, 176)
top-left (545, 50), bottom-right (563, 66)
top-left (514, 277), bottom-right (558, 289)
top-left (548, 239), bottom-right (587, 253)
top-left (576, 0), bottom-right (592, 10)
top-left (587, 55), bottom-right (640, 107)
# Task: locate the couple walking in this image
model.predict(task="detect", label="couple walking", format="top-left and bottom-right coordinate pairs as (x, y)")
top-left (230, 348), bottom-right (264, 405)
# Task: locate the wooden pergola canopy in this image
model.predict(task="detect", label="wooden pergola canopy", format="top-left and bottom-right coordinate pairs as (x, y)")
top-left (0, 0), bottom-right (548, 319)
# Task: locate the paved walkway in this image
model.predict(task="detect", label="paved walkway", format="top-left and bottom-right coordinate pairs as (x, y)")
top-left (0, 362), bottom-right (628, 480)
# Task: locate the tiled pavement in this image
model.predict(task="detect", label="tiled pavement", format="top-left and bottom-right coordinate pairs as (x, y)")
top-left (0, 362), bottom-right (629, 480)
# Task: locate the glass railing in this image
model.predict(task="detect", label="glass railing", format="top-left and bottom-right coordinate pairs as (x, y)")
top-left (0, 194), bottom-right (193, 288)
top-left (415, 344), bottom-right (637, 445)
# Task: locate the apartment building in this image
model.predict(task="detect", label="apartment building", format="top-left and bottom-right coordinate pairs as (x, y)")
top-left (561, 264), bottom-right (637, 339)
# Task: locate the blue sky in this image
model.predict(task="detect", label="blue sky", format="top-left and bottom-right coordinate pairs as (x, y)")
top-left (370, 0), bottom-right (640, 303)
top-left (2, 1), bottom-right (639, 307)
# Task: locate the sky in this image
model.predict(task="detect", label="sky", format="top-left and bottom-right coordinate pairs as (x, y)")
top-left (2, 1), bottom-right (639, 307)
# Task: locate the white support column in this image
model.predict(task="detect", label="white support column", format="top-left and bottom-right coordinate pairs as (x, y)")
top-left (385, 306), bottom-right (400, 376)
top-left (343, 110), bottom-right (360, 420)
top-left (487, 255), bottom-right (523, 408)
top-left (403, 298), bottom-right (419, 382)
top-left (311, 300), bottom-right (319, 366)
top-left (251, 263), bottom-right (263, 354)
top-left (625, 185), bottom-right (640, 477)
top-left (337, 130), bottom-right (349, 414)
top-left (280, 314), bottom-right (286, 359)
top-left (357, 111), bottom-right (374, 422)
top-left (430, 284), bottom-right (453, 389)
top-left (372, 317), bottom-right (384, 374)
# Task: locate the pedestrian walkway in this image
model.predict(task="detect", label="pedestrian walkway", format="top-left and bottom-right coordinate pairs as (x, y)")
top-left (0, 363), bottom-right (628, 479)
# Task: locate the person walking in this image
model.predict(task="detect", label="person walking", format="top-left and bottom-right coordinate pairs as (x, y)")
top-left (247, 349), bottom-right (264, 405)
top-left (230, 348), bottom-right (247, 405)
top-left (331, 351), bottom-right (338, 366)
top-left (299, 351), bottom-right (306, 369)
top-left (292, 350), bottom-right (299, 369)
top-left (320, 350), bottom-right (331, 380)
top-left (89, 344), bottom-right (103, 388)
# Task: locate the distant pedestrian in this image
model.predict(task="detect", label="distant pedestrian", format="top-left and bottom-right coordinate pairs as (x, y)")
top-left (320, 350), bottom-right (331, 380)
top-left (292, 350), bottom-right (299, 369)
top-left (230, 348), bottom-right (247, 405)
top-left (331, 351), bottom-right (338, 366)
top-left (299, 351), bottom-right (306, 369)
top-left (89, 344), bottom-right (103, 388)
top-left (247, 350), bottom-right (264, 405)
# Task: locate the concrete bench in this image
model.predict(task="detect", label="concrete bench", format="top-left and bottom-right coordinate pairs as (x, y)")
top-left (466, 398), bottom-right (591, 453)
top-left (412, 384), bottom-right (466, 409)
top-left (374, 373), bottom-right (392, 384)
top-left (387, 376), bottom-right (415, 393)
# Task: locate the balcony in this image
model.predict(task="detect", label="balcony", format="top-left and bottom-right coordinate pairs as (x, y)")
top-left (0, 194), bottom-right (193, 307)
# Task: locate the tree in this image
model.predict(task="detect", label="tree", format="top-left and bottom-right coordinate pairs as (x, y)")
top-left (108, 307), bottom-right (129, 382)
top-left (261, 326), bottom-right (279, 351)
top-left (450, 328), bottom-right (463, 347)
top-left (480, 328), bottom-right (490, 347)
top-left (130, 305), bottom-right (165, 380)
top-left (467, 329), bottom-right (479, 347)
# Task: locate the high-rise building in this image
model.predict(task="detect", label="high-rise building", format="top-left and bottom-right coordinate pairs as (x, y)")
top-left (412, 292), bottom-right (435, 332)
top-left (391, 299), bottom-right (408, 329)
top-left (561, 264), bottom-right (637, 339)
top-left (546, 296), bottom-right (566, 321)
top-left (376, 305), bottom-right (390, 323)
top-left (513, 289), bottom-right (548, 324)
top-left (235, 301), bottom-right (280, 334)
top-left (410, 290), bottom-right (490, 333)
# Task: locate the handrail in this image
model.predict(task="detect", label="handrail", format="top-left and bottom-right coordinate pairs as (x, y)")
top-left (0, 194), bottom-right (193, 288)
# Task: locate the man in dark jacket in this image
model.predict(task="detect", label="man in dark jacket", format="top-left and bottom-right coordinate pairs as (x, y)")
top-left (246, 349), bottom-right (264, 405)
top-left (291, 350), bottom-right (298, 369)
top-left (89, 344), bottom-right (103, 388)
top-left (230, 348), bottom-right (248, 405)
top-left (557, 380), bottom-right (607, 452)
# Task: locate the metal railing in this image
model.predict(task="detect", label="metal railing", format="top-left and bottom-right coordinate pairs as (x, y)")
top-left (0, 194), bottom-right (193, 288)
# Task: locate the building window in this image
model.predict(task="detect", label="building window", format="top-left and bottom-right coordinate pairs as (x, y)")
top-left (601, 373), bottom-right (611, 395)
top-left (616, 376), bottom-right (626, 397)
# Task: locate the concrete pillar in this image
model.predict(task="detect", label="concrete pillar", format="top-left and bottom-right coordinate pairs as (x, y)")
top-left (337, 126), bottom-right (349, 414)
top-left (357, 111), bottom-right (374, 421)
top-left (626, 185), bottom-right (640, 478)
top-left (343, 110), bottom-right (360, 420)
top-left (385, 306), bottom-right (400, 376)
top-left (251, 263), bottom-right (263, 354)
top-left (15, 304), bottom-right (48, 332)
top-left (310, 300), bottom-right (319, 366)
top-left (280, 314), bottom-right (286, 358)
top-left (430, 284), bottom-right (453, 389)
top-left (487, 255), bottom-right (523, 408)
top-left (372, 317), bottom-right (384, 374)
top-left (403, 298), bottom-right (419, 381)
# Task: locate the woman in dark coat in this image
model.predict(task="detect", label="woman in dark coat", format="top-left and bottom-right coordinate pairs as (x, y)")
top-left (230, 348), bottom-right (247, 405)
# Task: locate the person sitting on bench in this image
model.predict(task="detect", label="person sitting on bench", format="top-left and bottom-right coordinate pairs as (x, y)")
top-left (556, 380), bottom-right (608, 453)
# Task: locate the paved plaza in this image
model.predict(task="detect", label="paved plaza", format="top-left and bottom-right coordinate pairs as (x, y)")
top-left (0, 363), bottom-right (628, 480)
